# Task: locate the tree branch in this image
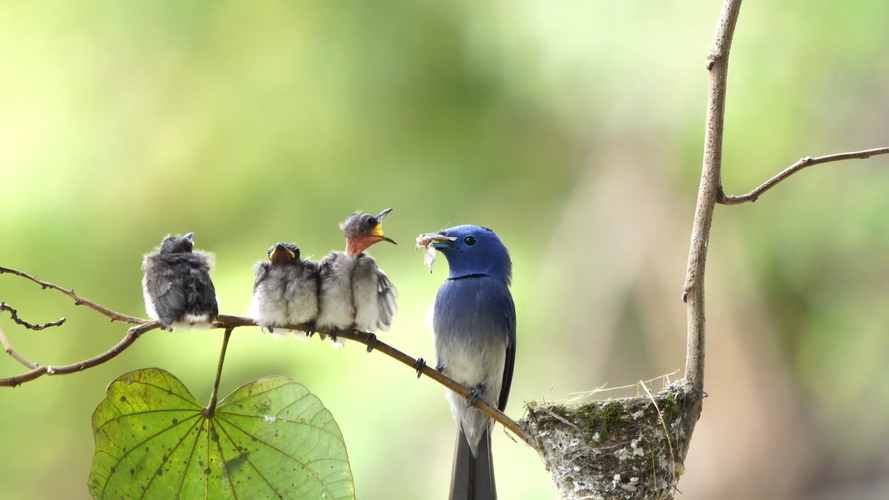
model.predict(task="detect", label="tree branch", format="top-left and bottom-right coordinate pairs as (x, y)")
top-left (718, 146), bottom-right (889, 204)
top-left (0, 267), bottom-right (534, 447)
top-left (0, 302), bottom-right (66, 331)
top-left (0, 327), bottom-right (40, 369)
top-left (0, 326), bottom-right (153, 387)
top-left (682, 0), bottom-right (743, 405)
top-left (0, 266), bottom-right (143, 324)
top-left (210, 315), bottom-right (534, 446)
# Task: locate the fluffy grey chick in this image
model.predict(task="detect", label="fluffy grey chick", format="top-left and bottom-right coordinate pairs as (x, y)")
top-left (249, 242), bottom-right (319, 333)
top-left (142, 232), bottom-right (218, 329)
top-left (316, 208), bottom-right (398, 337)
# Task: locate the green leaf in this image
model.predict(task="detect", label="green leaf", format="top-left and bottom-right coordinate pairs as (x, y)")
top-left (88, 368), bottom-right (354, 500)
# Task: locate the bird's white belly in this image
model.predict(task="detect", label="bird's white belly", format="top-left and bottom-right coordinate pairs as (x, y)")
top-left (437, 330), bottom-right (506, 452)
top-left (437, 330), bottom-right (506, 406)
top-left (250, 283), bottom-right (289, 329)
top-left (285, 277), bottom-right (319, 325)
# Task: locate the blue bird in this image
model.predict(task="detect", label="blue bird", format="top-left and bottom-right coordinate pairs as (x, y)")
top-left (423, 225), bottom-right (516, 500)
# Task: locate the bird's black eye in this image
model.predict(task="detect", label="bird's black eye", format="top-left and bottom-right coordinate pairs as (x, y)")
top-left (463, 236), bottom-right (476, 246)
top-left (367, 217), bottom-right (378, 227)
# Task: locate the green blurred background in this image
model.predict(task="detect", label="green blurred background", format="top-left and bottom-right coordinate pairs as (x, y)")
top-left (2, 1), bottom-right (888, 499)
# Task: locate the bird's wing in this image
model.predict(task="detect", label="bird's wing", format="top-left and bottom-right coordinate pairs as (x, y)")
top-left (318, 252), bottom-right (339, 279)
top-left (497, 288), bottom-right (517, 412)
top-left (253, 261), bottom-right (270, 292)
top-left (305, 260), bottom-right (321, 294)
top-left (146, 260), bottom-right (187, 325)
top-left (197, 266), bottom-right (219, 317)
top-left (375, 267), bottom-right (398, 330)
top-left (352, 254), bottom-right (398, 331)
top-left (184, 257), bottom-right (218, 317)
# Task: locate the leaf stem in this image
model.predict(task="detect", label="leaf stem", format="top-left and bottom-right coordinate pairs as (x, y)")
top-left (205, 327), bottom-right (233, 417)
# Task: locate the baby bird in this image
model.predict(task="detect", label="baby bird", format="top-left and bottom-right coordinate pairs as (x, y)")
top-left (142, 232), bottom-right (218, 329)
top-left (316, 208), bottom-right (398, 337)
top-left (249, 242), bottom-right (319, 333)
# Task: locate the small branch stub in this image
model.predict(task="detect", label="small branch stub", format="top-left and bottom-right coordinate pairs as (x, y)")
top-left (718, 146), bottom-right (889, 205)
top-left (0, 302), bottom-right (66, 331)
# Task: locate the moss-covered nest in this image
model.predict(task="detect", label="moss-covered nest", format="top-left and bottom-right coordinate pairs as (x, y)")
top-left (521, 381), bottom-right (698, 500)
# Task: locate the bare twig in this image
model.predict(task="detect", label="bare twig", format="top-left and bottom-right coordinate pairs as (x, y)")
top-left (682, 0), bottom-right (743, 410)
top-left (0, 266), bottom-right (142, 324)
top-left (0, 302), bottom-right (66, 331)
top-left (718, 146), bottom-right (889, 204)
top-left (0, 327), bottom-right (40, 369)
top-left (0, 268), bottom-right (533, 447)
top-left (0, 326), bottom-right (152, 387)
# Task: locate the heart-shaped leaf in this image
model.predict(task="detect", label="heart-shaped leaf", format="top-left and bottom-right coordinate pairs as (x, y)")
top-left (88, 368), bottom-right (354, 499)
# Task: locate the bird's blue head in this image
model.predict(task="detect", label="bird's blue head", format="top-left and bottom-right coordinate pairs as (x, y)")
top-left (427, 225), bottom-right (511, 285)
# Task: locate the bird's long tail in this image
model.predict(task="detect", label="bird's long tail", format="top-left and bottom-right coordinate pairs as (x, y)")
top-left (449, 427), bottom-right (496, 500)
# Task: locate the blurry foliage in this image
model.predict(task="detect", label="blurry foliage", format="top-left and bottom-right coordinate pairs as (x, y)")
top-left (1, 1), bottom-right (888, 499)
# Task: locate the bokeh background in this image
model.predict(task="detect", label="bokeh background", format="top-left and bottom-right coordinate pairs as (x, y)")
top-left (2, 1), bottom-right (888, 499)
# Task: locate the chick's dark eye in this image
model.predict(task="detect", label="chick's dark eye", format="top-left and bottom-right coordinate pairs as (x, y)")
top-left (463, 236), bottom-right (476, 246)
top-left (367, 217), bottom-right (378, 227)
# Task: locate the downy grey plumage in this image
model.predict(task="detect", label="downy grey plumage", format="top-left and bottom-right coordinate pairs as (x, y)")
top-left (142, 233), bottom-right (219, 328)
top-left (249, 242), bottom-right (319, 332)
top-left (316, 209), bottom-right (398, 335)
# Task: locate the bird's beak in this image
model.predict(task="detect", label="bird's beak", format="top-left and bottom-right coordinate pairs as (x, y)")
top-left (417, 233), bottom-right (456, 251)
top-left (370, 223), bottom-right (397, 245)
top-left (183, 232), bottom-right (195, 243)
top-left (432, 236), bottom-right (453, 251)
top-left (371, 209), bottom-right (397, 245)
top-left (269, 244), bottom-right (296, 262)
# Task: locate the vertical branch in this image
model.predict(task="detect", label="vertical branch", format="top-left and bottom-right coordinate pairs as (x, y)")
top-left (204, 327), bottom-right (233, 417)
top-left (682, 0), bottom-right (743, 408)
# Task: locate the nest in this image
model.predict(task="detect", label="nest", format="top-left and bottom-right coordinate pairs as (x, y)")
top-left (521, 381), bottom-right (699, 500)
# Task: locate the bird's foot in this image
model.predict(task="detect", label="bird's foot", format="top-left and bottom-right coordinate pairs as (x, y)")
top-left (365, 332), bottom-right (378, 353)
top-left (414, 358), bottom-right (426, 378)
top-left (468, 384), bottom-right (485, 406)
top-left (436, 363), bottom-right (446, 373)
top-left (304, 321), bottom-right (317, 338)
top-left (266, 326), bottom-right (275, 334)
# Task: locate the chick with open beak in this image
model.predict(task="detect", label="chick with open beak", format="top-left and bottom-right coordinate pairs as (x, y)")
top-left (316, 209), bottom-right (398, 339)
top-left (249, 242), bottom-right (320, 333)
top-left (342, 208), bottom-right (398, 255)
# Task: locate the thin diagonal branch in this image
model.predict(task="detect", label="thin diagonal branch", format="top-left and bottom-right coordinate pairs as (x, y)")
top-left (211, 315), bottom-right (533, 446)
top-left (0, 326), bottom-right (153, 387)
top-left (718, 146), bottom-right (889, 204)
top-left (0, 268), bottom-right (533, 447)
top-left (0, 266), bottom-right (142, 324)
top-left (0, 327), bottom-right (40, 369)
top-left (0, 302), bottom-right (66, 331)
